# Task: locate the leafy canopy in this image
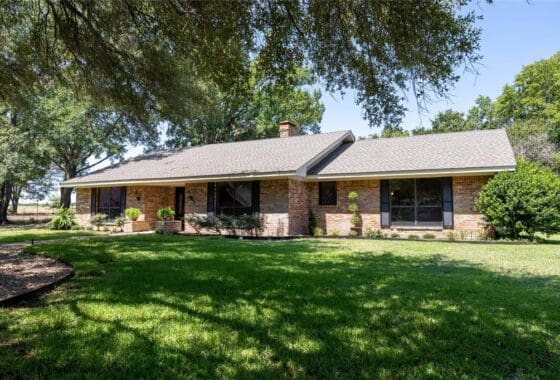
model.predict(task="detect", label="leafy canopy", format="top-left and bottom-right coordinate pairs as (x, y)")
top-left (165, 65), bottom-right (324, 147)
top-left (1, 0), bottom-right (482, 129)
top-left (475, 160), bottom-right (560, 239)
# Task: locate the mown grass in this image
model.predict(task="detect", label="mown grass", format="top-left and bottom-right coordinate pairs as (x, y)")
top-left (0, 228), bottom-right (100, 245)
top-left (1, 235), bottom-right (560, 378)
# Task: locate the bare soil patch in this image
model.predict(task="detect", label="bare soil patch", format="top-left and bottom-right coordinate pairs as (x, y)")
top-left (0, 243), bottom-right (73, 305)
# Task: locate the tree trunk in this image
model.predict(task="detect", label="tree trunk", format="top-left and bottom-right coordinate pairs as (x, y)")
top-left (60, 168), bottom-right (77, 208)
top-left (0, 181), bottom-right (13, 224)
top-left (10, 185), bottom-right (22, 214)
top-left (60, 187), bottom-right (73, 209)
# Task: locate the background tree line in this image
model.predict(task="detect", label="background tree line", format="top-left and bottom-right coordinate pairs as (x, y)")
top-left (372, 52), bottom-right (560, 173)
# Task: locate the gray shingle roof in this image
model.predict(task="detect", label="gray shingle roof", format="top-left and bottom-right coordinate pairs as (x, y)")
top-left (309, 129), bottom-right (516, 177)
top-left (62, 130), bottom-right (353, 186)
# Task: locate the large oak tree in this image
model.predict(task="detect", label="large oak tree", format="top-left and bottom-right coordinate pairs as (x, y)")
top-left (1, 0), bottom-right (482, 130)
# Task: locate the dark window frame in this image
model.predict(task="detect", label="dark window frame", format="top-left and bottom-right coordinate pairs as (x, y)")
top-left (94, 187), bottom-right (125, 221)
top-left (389, 179), bottom-right (443, 227)
top-left (213, 181), bottom-right (254, 217)
top-left (318, 182), bottom-right (337, 206)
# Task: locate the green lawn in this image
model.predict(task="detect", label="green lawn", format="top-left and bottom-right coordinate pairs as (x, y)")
top-left (0, 228), bottom-right (100, 245)
top-left (1, 236), bottom-right (560, 378)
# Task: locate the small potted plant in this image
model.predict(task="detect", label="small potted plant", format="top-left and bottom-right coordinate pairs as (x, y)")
top-left (123, 207), bottom-right (150, 232)
top-left (348, 191), bottom-right (362, 236)
top-left (155, 206), bottom-right (181, 234)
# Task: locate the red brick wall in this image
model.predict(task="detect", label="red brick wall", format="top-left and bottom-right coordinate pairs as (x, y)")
top-left (288, 179), bottom-right (309, 235)
top-left (184, 183), bottom-right (208, 234)
top-left (262, 180), bottom-right (289, 236)
top-left (453, 175), bottom-right (491, 232)
top-left (308, 180), bottom-right (381, 235)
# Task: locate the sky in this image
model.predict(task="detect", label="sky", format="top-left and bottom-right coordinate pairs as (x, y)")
top-left (321, 0), bottom-right (560, 137)
top-left (80, 1), bottom-right (560, 176)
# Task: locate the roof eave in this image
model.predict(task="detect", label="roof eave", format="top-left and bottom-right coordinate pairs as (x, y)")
top-left (305, 165), bottom-right (516, 181)
top-left (60, 171), bottom-right (298, 188)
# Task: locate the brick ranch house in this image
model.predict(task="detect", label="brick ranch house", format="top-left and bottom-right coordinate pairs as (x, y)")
top-left (61, 121), bottom-right (516, 238)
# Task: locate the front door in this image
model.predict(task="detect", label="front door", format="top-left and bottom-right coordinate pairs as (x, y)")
top-left (175, 187), bottom-right (185, 228)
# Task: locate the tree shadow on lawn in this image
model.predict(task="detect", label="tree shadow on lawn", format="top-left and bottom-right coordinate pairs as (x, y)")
top-left (1, 236), bottom-right (560, 378)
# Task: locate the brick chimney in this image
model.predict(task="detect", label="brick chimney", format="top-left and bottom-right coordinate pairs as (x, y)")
top-left (279, 120), bottom-right (299, 138)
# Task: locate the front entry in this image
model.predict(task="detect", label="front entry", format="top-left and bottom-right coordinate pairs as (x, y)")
top-left (175, 187), bottom-right (185, 229)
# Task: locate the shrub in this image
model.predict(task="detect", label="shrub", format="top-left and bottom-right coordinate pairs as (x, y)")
top-left (348, 229), bottom-right (359, 237)
top-left (71, 225), bottom-right (82, 231)
top-left (458, 230), bottom-right (467, 241)
top-left (477, 225), bottom-right (496, 241)
top-left (102, 226), bottom-right (110, 232)
top-left (408, 234), bottom-right (419, 240)
top-left (236, 214), bottom-right (264, 236)
top-left (347, 191), bottom-right (361, 228)
top-left (199, 216), bottom-right (222, 235)
top-left (185, 213), bottom-right (201, 234)
top-left (330, 229), bottom-right (340, 236)
top-left (422, 233), bottom-right (436, 239)
top-left (125, 207), bottom-right (142, 221)
top-left (475, 160), bottom-right (560, 239)
top-left (114, 217), bottom-right (125, 232)
top-left (390, 232), bottom-right (401, 239)
top-left (446, 231), bottom-right (456, 241)
top-left (85, 225), bottom-right (94, 231)
top-left (350, 214), bottom-right (361, 226)
top-left (156, 207), bottom-right (175, 221)
top-left (111, 227), bottom-right (120, 233)
top-left (89, 213), bottom-right (108, 231)
top-left (308, 210), bottom-right (318, 235)
top-left (48, 207), bottom-right (78, 230)
top-left (312, 227), bottom-right (324, 236)
top-left (366, 229), bottom-right (383, 239)
top-left (347, 203), bottom-right (359, 213)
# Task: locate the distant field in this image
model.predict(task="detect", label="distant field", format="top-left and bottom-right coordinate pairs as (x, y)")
top-left (7, 204), bottom-right (76, 223)
top-left (12, 205), bottom-right (56, 214)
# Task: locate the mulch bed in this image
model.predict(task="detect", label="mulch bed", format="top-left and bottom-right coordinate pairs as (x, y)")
top-left (0, 243), bottom-right (74, 306)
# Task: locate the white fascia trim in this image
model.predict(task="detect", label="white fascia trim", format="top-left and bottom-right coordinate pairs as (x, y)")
top-left (305, 166), bottom-right (516, 181)
top-left (61, 171), bottom-right (297, 188)
top-left (295, 130), bottom-right (355, 177)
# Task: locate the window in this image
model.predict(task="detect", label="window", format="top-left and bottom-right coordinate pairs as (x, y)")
top-left (95, 187), bottom-right (125, 220)
top-left (319, 182), bottom-right (337, 206)
top-left (390, 179), bottom-right (442, 226)
top-left (215, 182), bottom-right (253, 216)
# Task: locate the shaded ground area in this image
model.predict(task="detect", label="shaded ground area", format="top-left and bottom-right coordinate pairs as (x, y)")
top-left (1, 235), bottom-right (560, 378)
top-left (0, 243), bottom-right (73, 304)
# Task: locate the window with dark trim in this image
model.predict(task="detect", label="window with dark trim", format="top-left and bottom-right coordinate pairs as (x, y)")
top-left (318, 182), bottom-right (337, 206)
top-left (215, 182), bottom-right (253, 216)
top-left (95, 187), bottom-right (125, 220)
top-left (390, 179), bottom-right (442, 226)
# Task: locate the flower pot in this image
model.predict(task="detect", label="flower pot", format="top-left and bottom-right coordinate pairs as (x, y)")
top-left (155, 220), bottom-right (182, 234)
top-left (123, 220), bottom-right (151, 233)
